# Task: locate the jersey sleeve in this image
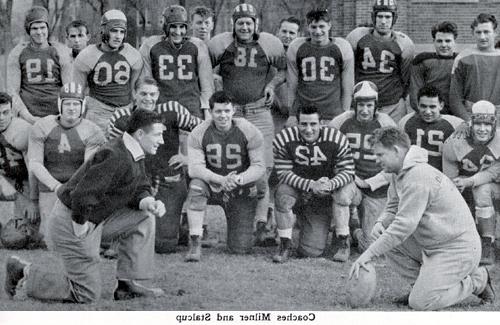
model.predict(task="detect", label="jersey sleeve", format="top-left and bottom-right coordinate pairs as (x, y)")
top-left (441, 137), bottom-right (460, 179)
top-left (396, 32), bottom-right (416, 95)
top-left (122, 44), bottom-right (144, 95)
top-left (236, 119), bottom-right (265, 184)
top-left (286, 38), bottom-right (306, 115)
top-left (409, 54), bottom-right (427, 111)
top-left (377, 112), bottom-right (397, 127)
top-left (259, 33), bottom-right (287, 70)
top-left (80, 120), bottom-right (106, 160)
top-left (337, 38), bottom-right (355, 111)
top-left (6, 43), bottom-right (29, 117)
top-left (107, 108), bottom-right (130, 140)
top-left (346, 27), bottom-right (370, 51)
top-left (329, 130), bottom-right (356, 190)
top-left (208, 32), bottom-right (233, 68)
top-left (54, 42), bottom-right (72, 85)
top-left (138, 36), bottom-right (161, 78)
top-left (441, 115), bottom-right (464, 129)
top-left (449, 52), bottom-right (470, 120)
top-left (192, 37), bottom-right (214, 109)
top-left (187, 122), bottom-right (223, 184)
top-left (329, 111), bottom-right (354, 129)
top-left (72, 46), bottom-right (98, 92)
top-left (397, 112), bottom-right (414, 130)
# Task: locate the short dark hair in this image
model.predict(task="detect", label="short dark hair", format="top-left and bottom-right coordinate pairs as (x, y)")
top-left (431, 21), bottom-right (458, 39)
top-left (369, 126), bottom-right (410, 150)
top-left (209, 91), bottom-right (233, 109)
top-left (306, 9), bottom-right (330, 25)
top-left (417, 85), bottom-right (444, 103)
top-left (0, 92), bottom-right (12, 106)
top-left (65, 20), bottom-right (90, 35)
top-left (279, 16), bottom-right (301, 31)
top-left (127, 109), bottom-right (163, 134)
top-left (297, 105), bottom-right (321, 121)
top-left (191, 6), bottom-right (214, 20)
top-left (471, 13), bottom-right (497, 30)
top-left (134, 76), bottom-right (158, 92)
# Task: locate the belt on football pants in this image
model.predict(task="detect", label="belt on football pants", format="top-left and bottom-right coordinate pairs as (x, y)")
top-left (233, 97), bottom-right (269, 115)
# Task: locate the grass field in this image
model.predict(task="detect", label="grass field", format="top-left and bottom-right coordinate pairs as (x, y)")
top-left (0, 206), bottom-right (499, 311)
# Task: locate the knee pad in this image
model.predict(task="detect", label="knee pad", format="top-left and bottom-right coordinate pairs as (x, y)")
top-left (275, 193), bottom-right (296, 213)
top-left (472, 184), bottom-right (494, 207)
top-left (333, 183), bottom-right (359, 206)
top-left (187, 184), bottom-right (208, 211)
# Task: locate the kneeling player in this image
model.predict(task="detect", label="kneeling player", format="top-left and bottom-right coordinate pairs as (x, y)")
top-left (443, 100), bottom-right (500, 265)
top-left (330, 81), bottom-right (396, 252)
top-left (273, 106), bottom-right (355, 263)
top-left (185, 91), bottom-right (265, 261)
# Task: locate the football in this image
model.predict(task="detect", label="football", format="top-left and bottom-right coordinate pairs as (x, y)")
top-left (346, 262), bottom-right (377, 308)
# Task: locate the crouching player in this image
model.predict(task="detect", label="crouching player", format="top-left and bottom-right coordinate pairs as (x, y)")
top-left (272, 106), bottom-right (355, 263)
top-left (185, 91), bottom-right (265, 261)
top-left (442, 100), bottom-right (500, 265)
top-left (330, 81), bottom-right (396, 252)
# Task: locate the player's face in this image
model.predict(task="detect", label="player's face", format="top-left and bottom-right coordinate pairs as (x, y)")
top-left (107, 27), bottom-right (125, 49)
top-left (374, 12), bottom-right (393, 35)
top-left (373, 143), bottom-right (402, 173)
top-left (308, 19), bottom-right (331, 46)
top-left (60, 99), bottom-right (83, 125)
top-left (211, 102), bottom-right (235, 131)
top-left (234, 18), bottom-right (255, 43)
top-left (169, 23), bottom-right (187, 44)
top-left (298, 113), bottom-right (321, 143)
top-left (433, 32), bottom-right (456, 57)
top-left (67, 26), bottom-right (90, 51)
top-left (0, 103), bottom-right (13, 132)
top-left (278, 21), bottom-right (299, 47)
top-left (29, 22), bottom-right (48, 46)
top-left (191, 14), bottom-right (214, 41)
top-left (472, 122), bottom-right (494, 143)
top-left (417, 96), bottom-right (443, 123)
top-left (135, 84), bottom-right (159, 111)
top-left (473, 22), bottom-right (497, 51)
top-left (138, 123), bottom-right (165, 155)
top-left (356, 100), bottom-right (376, 122)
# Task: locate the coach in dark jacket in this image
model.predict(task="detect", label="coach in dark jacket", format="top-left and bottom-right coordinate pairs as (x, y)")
top-left (5, 109), bottom-right (167, 303)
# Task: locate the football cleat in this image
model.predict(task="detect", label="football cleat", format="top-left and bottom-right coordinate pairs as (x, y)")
top-left (272, 238), bottom-right (292, 264)
top-left (478, 267), bottom-right (495, 304)
top-left (332, 235), bottom-right (351, 262)
top-left (5, 256), bottom-right (30, 298)
top-left (113, 280), bottom-right (164, 300)
top-left (185, 235), bottom-right (202, 262)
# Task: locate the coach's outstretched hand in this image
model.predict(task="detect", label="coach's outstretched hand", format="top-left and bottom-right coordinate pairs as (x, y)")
top-left (349, 251), bottom-right (373, 280)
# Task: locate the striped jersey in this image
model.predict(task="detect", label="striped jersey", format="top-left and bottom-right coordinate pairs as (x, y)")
top-left (0, 118), bottom-right (31, 190)
top-left (273, 126), bottom-right (355, 192)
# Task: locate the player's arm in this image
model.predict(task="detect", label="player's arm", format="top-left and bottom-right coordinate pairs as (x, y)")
top-left (238, 124), bottom-right (266, 185)
top-left (172, 102), bottom-right (203, 132)
top-left (187, 126), bottom-right (225, 185)
top-left (285, 40), bottom-right (300, 126)
top-left (0, 174), bottom-right (17, 201)
top-left (329, 131), bottom-right (355, 190)
top-left (107, 110), bottom-right (129, 140)
top-left (72, 54), bottom-right (90, 94)
top-left (195, 40), bottom-right (215, 116)
top-left (83, 123), bottom-right (106, 160)
top-left (441, 138), bottom-right (460, 180)
top-left (449, 57), bottom-right (469, 120)
top-left (339, 39), bottom-right (354, 112)
top-left (138, 40), bottom-right (154, 78)
top-left (57, 44), bottom-right (72, 85)
top-left (129, 54), bottom-right (144, 98)
top-left (399, 35), bottom-right (416, 96)
top-left (409, 59), bottom-right (425, 111)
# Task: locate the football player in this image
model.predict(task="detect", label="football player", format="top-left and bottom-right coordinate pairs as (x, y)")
top-left (272, 105), bottom-right (355, 263)
top-left (7, 6), bottom-right (71, 124)
top-left (108, 77), bottom-right (202, 254)
top-left (346, 0), bottom-right (415, 123)
top-left (399, 85), bottom-right (463, 171)
top-left (72, 9), bottom-right (143, 133)
top-left (410, 21), bottom-right (458, 114)
top-left (208, 3), bottom-right (286, 244)
top-left (190, 6), bottom-right (215, 42)
top-left (28, 82), bottom-right (105, 242)
top-left (65, 20), bottom-right (91, 62)
top-left (450, 13), bottom-right (500, 120)
top-left (286, 9), bottom-right (354, 126)
top-left (330, 81), bottom-right (396, 253)
top-left (185, 91), bottom-right (265, 261)
top-left (443, 100), bottom-right (500, 265)
top-left (140, 5), bottom-right (213, 119)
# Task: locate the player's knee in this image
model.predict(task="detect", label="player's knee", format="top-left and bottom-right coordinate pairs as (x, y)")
top-left (275, 193), bottom-right (296, 213)
top-left (473, 183), bottom-right (494, 207)
top-left (187, 181), bottom-right (209, 211)
top-left (255, 177), bottom-right (269, 199)
top-left (333, 183), bottom-right (357, 206)
top-left (408, 292), bottom-right (438, 311)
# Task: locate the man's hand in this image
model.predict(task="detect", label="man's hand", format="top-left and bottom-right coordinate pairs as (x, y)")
top-left (264, 86), bottom-right (275, 106)
top-left (310, 178), bottom-right (332, 196)
top-left (140, 196), bottom-right (166, 217)
top-left (221, 171), bottom-right (238, 192)
top-left (17, 195), bottom-right (40, 223)
top-left (370, 221), bottom-right (385, 241)
top-left (0, 177), bottom-right (18, 201)
top-left (285, 116), bottom-right (298, 128)
top-left (453, 177), bottom-right (474, 192)
top-left (349, 250), bottom-right (374, 280)
top-left (71, 220), bottom-right (95, 238)
top-left (354, 176), bottom-right (370, 189)
top-left (168, 154), bottom-right (187, 170)
top-left (452, 121), bottom-right (469, 139)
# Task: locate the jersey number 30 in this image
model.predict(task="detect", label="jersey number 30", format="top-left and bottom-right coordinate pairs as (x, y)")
top-left (301, 56), bottom-right (335, 82)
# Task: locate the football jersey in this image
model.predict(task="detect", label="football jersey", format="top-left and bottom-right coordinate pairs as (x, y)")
top-left (0, 118), bottom-right (31, 189)
top-left (7, 42), bottom-right (71, 117)
top-left (28, 116), bottom-right (105, 192)
top-left (273, 126), bottom-right (355, 192)
top-left (209, 32), bottom-right (286, 105)
top-left (347, 27), bottom-right (415, 107)
top-left (410, 52), bottom-right (457, 114)
top-left (330, 111), bottom-right (395, 197)
top-left (72, 43), bottom-right (143, 107)
top-left (140, 36), bottom-right (213, 117)
top-left (399, 113), bottom-right (463, 171)
top-left (443, 134), bottom-right (500, 179)
top-left (188, 118), bottom-right (265, 185)
top-left (287, 37), bottom-right (354, 119)
top-left (450, 48), bottom-right (500, 120)
top-left (108, 101), bottom-right (202, 178)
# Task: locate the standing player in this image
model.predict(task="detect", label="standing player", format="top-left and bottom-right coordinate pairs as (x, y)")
top-left (28, 82), bottom-right (105, 242)
top-left (190, 6), bottom-right (214, 42)
top-left (140, 5), bottom-right (213, 119)
top-left (442, 101), bottom-right (500, 265)
top-left (350, 127), bottom-right (495, 311)
top-left (273, 106), bottom-right (355, 263)
top-left (65, 20), bottom-right (91, 62)
top-left (286, 9), bottom-right (354, 126)
top-left (410, 22), bottom-right (458, 114)
top-left (399, 85), bottom-right (463, 171)
top-left (185, 91), bottom-right (265, 261)
top-left (108, 77), bottom-right (202, 254)
top-left (208, 3), bottom-right (286, 241)
top-left (72, 9), bottom-right (143, 133)
top-left (329, 81), bottom-right (395, 253)
top-left (346, 0), bottom-right (415, 123)
top-left (450, 13), bottom-right (500, 120)
top-left (7, 6), bottom-right (71, 124)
